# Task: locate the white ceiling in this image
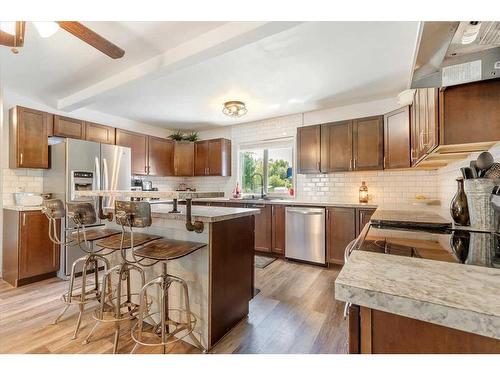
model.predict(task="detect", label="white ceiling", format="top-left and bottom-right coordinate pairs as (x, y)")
top-left (1, 21), bottom-right (420, 130)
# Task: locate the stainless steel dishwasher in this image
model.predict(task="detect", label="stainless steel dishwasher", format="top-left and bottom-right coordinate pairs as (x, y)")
top-left (285, 207), bottom-right (326, 265)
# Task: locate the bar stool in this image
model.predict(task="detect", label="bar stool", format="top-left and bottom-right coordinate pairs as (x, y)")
top-left (82, 201), bottom-right (161, 353)
top-left (99, 201), bottom-right (205, 354)
top-left (42, 199), bottom-right (121, 339)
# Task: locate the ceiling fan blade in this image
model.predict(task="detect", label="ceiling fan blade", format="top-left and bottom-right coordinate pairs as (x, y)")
top-left (0, 21), bottom-right (25, 47)
top-left (56, 21), bottom-right (125, 59)
top-left (0, 30), bottom-right (15, 47)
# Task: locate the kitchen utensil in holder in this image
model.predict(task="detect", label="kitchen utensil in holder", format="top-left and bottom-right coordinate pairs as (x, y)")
top-left (464, 179), bottom-right (499, 232)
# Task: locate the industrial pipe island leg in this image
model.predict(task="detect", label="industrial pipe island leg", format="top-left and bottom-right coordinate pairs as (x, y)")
top-left (185, 198), bottom-right (204, 233)
top-left (169, 198), bottom-right (181, 213)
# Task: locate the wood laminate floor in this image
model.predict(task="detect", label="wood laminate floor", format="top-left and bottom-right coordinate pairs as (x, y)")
top-left (0, 260), bottom-right (347, 354)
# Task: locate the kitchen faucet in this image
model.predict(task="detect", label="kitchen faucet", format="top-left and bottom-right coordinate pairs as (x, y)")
top-left (251, 173), bottom-right (266, 199)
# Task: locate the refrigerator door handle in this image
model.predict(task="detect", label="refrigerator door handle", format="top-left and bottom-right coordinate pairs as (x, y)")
top-left (94, 157), bottom-right (101, 190)
top-left (103, 158), bottom-right (109, 190)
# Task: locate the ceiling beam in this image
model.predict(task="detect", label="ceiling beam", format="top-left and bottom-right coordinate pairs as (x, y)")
top-left (57, 21), bottom-right (302, 112)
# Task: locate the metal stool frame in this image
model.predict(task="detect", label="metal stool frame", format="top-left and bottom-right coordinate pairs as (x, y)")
top-left (42, 200), bottom-right (113, 339)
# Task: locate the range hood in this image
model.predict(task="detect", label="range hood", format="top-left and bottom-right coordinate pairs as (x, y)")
top-left (411, 21), bottom-right (500, 88)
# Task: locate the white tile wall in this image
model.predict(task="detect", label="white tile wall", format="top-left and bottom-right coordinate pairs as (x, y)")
top-left (2, 168), bottom-right (44, 205)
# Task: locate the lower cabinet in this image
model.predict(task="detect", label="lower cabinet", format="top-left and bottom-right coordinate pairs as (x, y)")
top-left (248, 204), bottom-right (272, 253)
top-left (327, 207), bottom-right (375, 265)
top-left (349, 306), bottom-right (500, 354)
top-left (271, 205), bottom-right (286, 254)
top-left (2, 209), bottom-right (60, 287)
top-left (327, 207), bottom-right (356, 265)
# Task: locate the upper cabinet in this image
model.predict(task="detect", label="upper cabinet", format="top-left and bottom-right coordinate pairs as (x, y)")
top-left (174, 141), bottom-right (195, 176)
top-left (297, 125), bottom-right (321, 174)
top-left (194, 138), bottom-right (231, 176)
top-left (116, 129), bottom-right (149, 175)
top-left (53, 115), bottom-right (86, 139)
top-left (439, 79), bottom-right (500, 145)
top-left (321, 120), bottom-right (353, 172)
top-left (384, 106), bottom-right (411, 169)
top-left (85, 122), bottom-right (115, 145)
top-left (353, 116), bottom-right (384, 170)
top-left (9, 106), bottom-right (51, 169)
top-left (148, 136), bottom-right (174, 177)
top-left (410, 88), bottom-right (439, 165)
top-left (301, 116), bottom-right (383, 174)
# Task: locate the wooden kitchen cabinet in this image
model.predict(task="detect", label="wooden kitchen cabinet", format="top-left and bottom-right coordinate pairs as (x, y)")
top-left (2, 209), bottom-right (60, 287)
top-left (249, 203), bottom-right (272, 253)
top-left (115, 129), bottom-right (149, 175)
top-left (174, 141), bottom-right (194, 176)
top-left (271, 205), bottom-right (286, 254)
top-left (327, 207), bottom-right (356, 265)
top-left (353, 116), bottom-right (384, 171)
top-left (439, 79), bottom-right (500, 146)
top-left (9, 106), bottom-right (51, 169)
top-left (297, 125), bottom-right (321, 174)
top-left (321, 120), bottom-right (353, 172)
top-left (85, 122), bottom-right (115, 144)
top-left (53, 115), bottom-right (86, 139)
top-left (349, 306), bottom-right (500, 354)
top-left (148, 136), bottom-right (174, 176)
top-left (356, 208), bottom-right (376, 235)
top-left (327, 207), bottom-right (375, 265)
top-left (411, 88), bottom-right (439, 165)
top-left (194, 138), bottom-right (231, 176)
top-left (384, 106), bottom-right (411, 169)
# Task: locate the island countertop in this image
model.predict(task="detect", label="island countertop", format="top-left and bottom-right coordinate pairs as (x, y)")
top-left (104, 203), bottom-right (260, 223)
top-left (335, 250), bottom-right (500, 340)
top-left (75, 190), bottom-right (224, 199)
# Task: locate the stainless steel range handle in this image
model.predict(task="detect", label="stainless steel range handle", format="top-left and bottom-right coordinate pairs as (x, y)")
top-left (344, 238), bottom-right (357, 263)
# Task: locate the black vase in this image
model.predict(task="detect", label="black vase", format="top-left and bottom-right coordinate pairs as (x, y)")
top-left (450, 178), bottom-right (470, 226)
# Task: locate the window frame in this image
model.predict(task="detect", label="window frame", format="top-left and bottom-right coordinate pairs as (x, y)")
top-left (238, 138), bottom-right (295, 198)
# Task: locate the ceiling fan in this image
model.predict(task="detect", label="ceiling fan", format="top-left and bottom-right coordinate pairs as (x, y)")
top-left (0, 21), bottom-right (125, 59)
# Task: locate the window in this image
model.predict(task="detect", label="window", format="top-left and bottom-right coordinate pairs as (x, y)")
top-left (239, 139), bottom-right (294, 197)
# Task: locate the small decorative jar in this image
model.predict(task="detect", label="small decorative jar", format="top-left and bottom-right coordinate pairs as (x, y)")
top-left (359, 181), bottom-right (368, 203)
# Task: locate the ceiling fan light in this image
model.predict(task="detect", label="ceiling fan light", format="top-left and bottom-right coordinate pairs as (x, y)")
top-left (33, 22), bottom-right (59, 38)
top-left (0, 21), bottom-right (16, 36)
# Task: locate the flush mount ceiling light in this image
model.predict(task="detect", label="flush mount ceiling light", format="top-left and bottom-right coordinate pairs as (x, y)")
top-left (222, 101), bottom-right (247, 118)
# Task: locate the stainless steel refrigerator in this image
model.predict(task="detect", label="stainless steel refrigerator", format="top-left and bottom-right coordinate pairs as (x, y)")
top-left (44, 138), bottom-right (131, 277)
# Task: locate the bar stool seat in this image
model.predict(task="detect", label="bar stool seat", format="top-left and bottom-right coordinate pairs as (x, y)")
top-left (133, 239), bottom-right (205, 261)
top-left (96, 232), bottom-right (161, 250)
top-left (68, 228), bottom-right (121, 242)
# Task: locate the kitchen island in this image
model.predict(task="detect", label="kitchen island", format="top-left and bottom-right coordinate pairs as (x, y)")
top-left (335, 209), bottom-right (500, 354)
top-left (75, 190), bottom-right (259, 351)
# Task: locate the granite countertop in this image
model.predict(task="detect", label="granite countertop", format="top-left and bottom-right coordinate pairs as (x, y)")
top-left (106, 204), bottom-right (260, 223)
top-left (3, 205), bottom-right (43, 211)
top-left (75, 190), bottom-right (224, 199)
top-left (194, 197), bottom-right (378, 209)
top-left (335, 250), bottom-right (500, 340)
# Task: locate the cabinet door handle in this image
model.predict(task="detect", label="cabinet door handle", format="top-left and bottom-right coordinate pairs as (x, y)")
top-left (353, 158), bottom-right (356, 170)
top-left (207, 167), bottom-right (210, 175)
top-left (22, 213), bottom-right (26, 226)
top-left (251, 204), bottom-right (266, 208)
top-left (350, 158), bottom-right (353, 170)
top-left (317, 161), bottom-right (320, 171)
top-left (20, 152), bottom-right (23, 166)
top-left (383, 156), bottom-right (386, 168)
